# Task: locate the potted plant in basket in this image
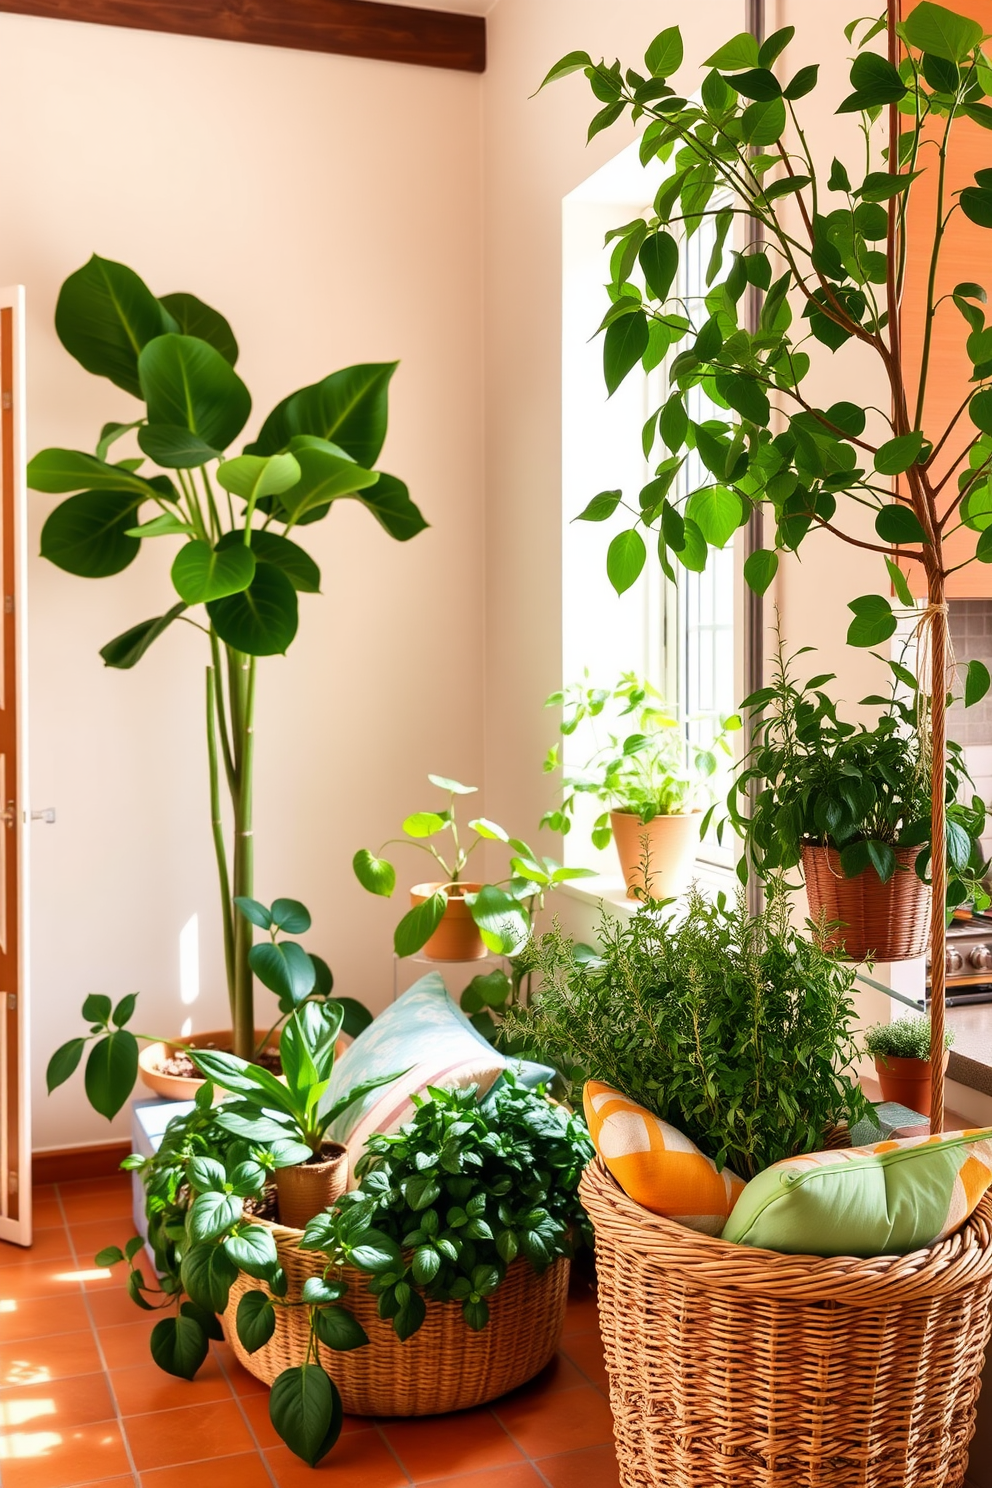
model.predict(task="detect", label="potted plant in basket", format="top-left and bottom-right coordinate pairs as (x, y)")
top-left (542, 672), bottom-right (740, 900)
top-left (723, 630), bottom-right (988, 961)
top-left (865, 1013), bottom-right (955, 1116)
top-left (353, 772), bottom-right (593, 960)
top-left (537, 5), bottom-right (992, 1481)
top-left (31, 256), bottom-right (426, 1084)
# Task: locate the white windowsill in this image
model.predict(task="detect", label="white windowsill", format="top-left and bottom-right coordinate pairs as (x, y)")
top-left (558, 859), bottom-right (738, 915)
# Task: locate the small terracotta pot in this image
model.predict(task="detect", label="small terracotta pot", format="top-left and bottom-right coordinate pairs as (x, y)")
top-left (873, 1051), bottom-right (949, 1119)
top-left (410, 882), bottom-right (487, 961)
top-left (610, 810), bottom-right (701, 902)
top-left (138, 1027), bottom-right (281, 1102)
top-left (275, 1143), bottom-right (349, 1229)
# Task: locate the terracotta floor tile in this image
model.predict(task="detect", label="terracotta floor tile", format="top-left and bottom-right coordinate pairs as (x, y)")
top-left (97, 1318), bottom-right (159, 1371)
top-left (0, 1232), bottom-right (72, 1269)
top-left (561, 1289), bottom-right (599, 1338)
top-left (0, 1333), bottom-right (104, 1390)
top-left (265, 1429), bottom-right (408, 1485)
top-left (0, 1259), bottom-right (90, 1303)
top-left (0, 1294), bottom-right (91, 1343)
top-left (418, 1468), bottom-right (546, 1488)
top-left (59, 1479), bottom-right (135, 1488)
top-left (70, 1220), bottom-right (140, 1280)
top-left (58, 1183), bottom-right (134, 1228)
top-left (141, 1451), bottom-right (273, 1488)
top-left (123, 1397), bottom-right (255, 1470)
top-left (499, 1354), bottom-right (587, 1402)
top-left (494, 1384), bottom-right (614, 1458)
top-left (110, 1356), bottom-right (232, 1416)
top-left (559, 1332), bottom-right (609, 1394)
top-left (212, 1343), bottom-right (269, 1397)
top-left (86, 1286), bottom-right (157, 1330)
top-left (382, 1408), bottom-right (522, 1481)
top-left (537, 1443), bottom-right (620, 1488)
top-left (235, 1390), bottom-right (281, 1449)
top-left (0, 1372), bottom-right (115, 1431)
top-left (0, 1417), bottom-right (132, 1488)
top-left (27, 1191), bottom-right (64, 1229)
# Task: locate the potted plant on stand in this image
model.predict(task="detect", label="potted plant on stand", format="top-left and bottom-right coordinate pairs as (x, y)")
top-left (31, 255), bottom-right (426, 1085)
top-left (726, 631), bottom-right (988, 961)
top-left (538, 4), bottom-right (992, 1480)
top-left (542, 672), bottom-right (739, 900)
top-left (865, 1013), bottom-right (955, 1116)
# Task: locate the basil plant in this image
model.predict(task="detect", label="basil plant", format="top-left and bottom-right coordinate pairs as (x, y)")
top-left (30, 257), bottom-right (427, 1059)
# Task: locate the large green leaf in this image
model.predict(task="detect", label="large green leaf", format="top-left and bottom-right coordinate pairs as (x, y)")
top-left (248, 363), bottom-right (397, 466)
top-left (150, 1315), bottom-right (209, 1381)
top-left (41, 492), bottom-right (143, 577)
top-left (84, 1031), bottom-right (139, 1119)
top-left (604, 311), bottom-right (649, 396)
top-left (606, 528), bottom-right (646, 594)
top-left (467, 885), bottom-right (530, 955)
top-left (352, 472), bottom-right (428, 542)
top-left (215, 530), bottom-right (320, 593)
top-left (207, 562), bottom-right (299, 656)
top-left (685, 486), bottom-right (742, 548)
top-left (100, 603), bottom-right (187, 669)
top-left (274, 440), bottom-right (379, 526)
top-left (54, 255), bottom-right (174, 398)
top-left (180, 1241), bottom-right (238, 1313)
top-left (158, 292), bottom-right (239, 366)
top-left (46, 1037), bottom-right (86, 1093)
top-left (742, 547), bottom-right (779, 595)
top-left (236, 1290), bottom-right (277, 1352)
top-left (188, 1189), bottom-right (243, 1242)
top-left (900, 2), bottom-right (984, 61)
top-left (639, 232), bottom-right (679, 302)
top-left (249, 941), bottom-right (316, 1006)
top-left (216, 453), bottom-right (301, 505)
top-left (172, 539), bottom-right (256, 604)
top-left (269, 1364), bottom-right (342, 1467)
top-left (138, 335), bottom-right (251, 452)
top-left (394, 892), bottom-right (447, 957)
top-left (874, 504), bottom-right (929, 544)
top-left (137, 424), bottom-right (220, 469)
top-left (847, 594), bottom-right (897, 647)
top-left (353, 849), bottom-right (396, 897)
top-left (28, 447), bottom-right (159, 497)
top-left (874, 432), bottom-right (924, 475)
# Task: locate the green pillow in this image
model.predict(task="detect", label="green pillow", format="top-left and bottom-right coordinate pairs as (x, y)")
top-left (721, 1128), bottom-right (992, 1257)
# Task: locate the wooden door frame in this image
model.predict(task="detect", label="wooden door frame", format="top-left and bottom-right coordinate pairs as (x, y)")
top-left (0, 286), bottom-right (30, 1248)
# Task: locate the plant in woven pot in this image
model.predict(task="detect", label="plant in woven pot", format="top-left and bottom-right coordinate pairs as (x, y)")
top-left (354, 772), bottom-right (593, 961)
top-left (541, 672), bottom-right (740, 901)
top-left (536, 6), bottom-right (992, 1481)
top-left (31, 255), bottom-right (426, 1078)
top-left (723, 630), bottom-right (987, 962)
top-left (222, 1078), bottom-right (593, 1416)
top-left (865, 1012), bottom-right (956, 1115)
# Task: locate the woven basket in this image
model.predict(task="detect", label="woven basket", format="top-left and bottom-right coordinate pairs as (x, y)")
top-left (581, 1158), bottom-right (992, 1488)
top-left (223, 1212), bottom-right (570, 1415)
top-left (802, 843), bottom-right (931, 962)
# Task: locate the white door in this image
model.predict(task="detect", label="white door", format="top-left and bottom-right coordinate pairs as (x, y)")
top-left (0, 285), bottom-right (30, 1247)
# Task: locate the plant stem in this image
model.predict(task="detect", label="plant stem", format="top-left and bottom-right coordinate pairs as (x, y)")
top-left (230, 647), bottom-right (257, 1060)
top-left (206, 665), bottom-right (235, 1020)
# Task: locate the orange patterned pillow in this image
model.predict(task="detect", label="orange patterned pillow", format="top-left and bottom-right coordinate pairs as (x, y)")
top-left (583, 1081), bottom-right (745, 1234)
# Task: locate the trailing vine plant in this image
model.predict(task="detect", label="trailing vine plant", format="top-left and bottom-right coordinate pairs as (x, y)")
top-left (540, 1), bottom-right (992, 1130)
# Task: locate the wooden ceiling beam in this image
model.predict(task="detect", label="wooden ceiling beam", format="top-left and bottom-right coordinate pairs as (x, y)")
top-left (0, 0), bottom-right (486, 72)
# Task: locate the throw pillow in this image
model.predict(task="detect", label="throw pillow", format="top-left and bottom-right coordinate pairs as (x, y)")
top-left (583, 1081), bottom-right (745, 1235)
top-left (722, 1127), bottom-right (992, 1256)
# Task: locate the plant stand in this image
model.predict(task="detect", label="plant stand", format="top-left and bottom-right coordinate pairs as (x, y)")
top-left (580, 1158), bottom-right (992, 1488)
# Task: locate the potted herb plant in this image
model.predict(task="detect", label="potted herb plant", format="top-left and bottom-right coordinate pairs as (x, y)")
top-left (542, 673), bottom-right (739, 900)
top-left (31, 256), bottom-right (426, 1075)
top-left (353, 773), bottom-right (592, 960)
top-left (725, 632), bottom-right (988, 962)
top-left (865, 1013), bottom-right (955, 1116)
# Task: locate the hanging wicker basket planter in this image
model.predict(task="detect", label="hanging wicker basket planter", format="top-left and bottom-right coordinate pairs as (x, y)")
top-left (801, 843), bottom-right (931, 963)
top-left (580, 1157), bottom-right (992, 1488)
top-left (223, 1211), bottom-right (571, 1416)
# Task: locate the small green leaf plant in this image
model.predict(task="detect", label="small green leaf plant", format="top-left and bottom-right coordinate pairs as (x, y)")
top-left (864, 1012), bottom-right (956, 1062)
top-left (723, 630), bottom-right (989, 910)
top-left (46, 895), bottom-right (370, 1120)
top-left (103, 1086), bottom-right (368, 1467)
top-left (353, 773), bottom-right (594, 959)
top-left (31, 256), bottom-right (428, 1060)
top-left (298, 1078), bottom-right (593, 1340)
top-left (541, 672), bottom-right (741, 850)
top-left (537, 5), bottom-right (992, 1070)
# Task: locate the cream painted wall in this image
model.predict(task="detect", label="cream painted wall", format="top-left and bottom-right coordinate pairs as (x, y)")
top-left (0, 12), bottom-right (484, 1149)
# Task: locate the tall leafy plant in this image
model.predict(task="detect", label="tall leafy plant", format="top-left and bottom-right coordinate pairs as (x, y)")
top-left (31, 257), bottom-right (427, 1058)
top-left (540, 2), bottom-right (992, 1130)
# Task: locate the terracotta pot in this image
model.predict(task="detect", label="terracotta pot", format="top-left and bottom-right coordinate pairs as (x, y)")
top-left (137, 1027), bottom-right (281, 1102)
top-left (802, 843), bottom-right (932, 963)
top-left (610, 810), bottom-right (701, 902)
top-left (874, 1051), bottom-right (949, 1119)
top-left (275, 1143), bottom-right (349, 1230)
top-left (410, 882), bottom-right (487, 961)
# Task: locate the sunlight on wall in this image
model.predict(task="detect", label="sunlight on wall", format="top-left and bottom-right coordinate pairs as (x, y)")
top-left (179, 913), bottom-right (199, 1009)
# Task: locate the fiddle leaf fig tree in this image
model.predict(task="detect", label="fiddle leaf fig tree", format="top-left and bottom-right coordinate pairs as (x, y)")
top-left (540, 2), bottom-right (992, 1132)
top-left (31, 257), bottom-right (427, 1059)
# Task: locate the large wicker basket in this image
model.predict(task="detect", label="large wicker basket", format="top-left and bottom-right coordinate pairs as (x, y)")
top-left (223, 1212), bottom-right (570, 1416)
top-left (802, 843), bottom-right (931, 962)
top-left (581, 1158), bottom-right (992, 1488)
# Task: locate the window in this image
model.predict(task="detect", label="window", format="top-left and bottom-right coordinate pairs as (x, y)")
top-left (560, 142), bottom-right (743, 880)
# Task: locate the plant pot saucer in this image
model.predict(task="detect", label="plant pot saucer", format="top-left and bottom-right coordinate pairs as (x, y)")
top-left (138, 1027), bottom-right (282, 1102)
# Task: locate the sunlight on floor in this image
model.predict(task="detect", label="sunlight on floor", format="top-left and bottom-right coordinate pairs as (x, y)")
top-left (0, 1427), bottom-right (61, 1458)
top-left (0, 1394), bottom-right (56, 1427)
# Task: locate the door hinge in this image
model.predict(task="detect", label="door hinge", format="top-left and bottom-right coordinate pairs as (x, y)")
top-left (6, 993), bottom-right (15, 1011)
top-left (30, 808), bottom-right (56, 824)
top-left (4, 595), bottom-right (13, 615)
top-left (8, 1170), bottom-right (17, 1193)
